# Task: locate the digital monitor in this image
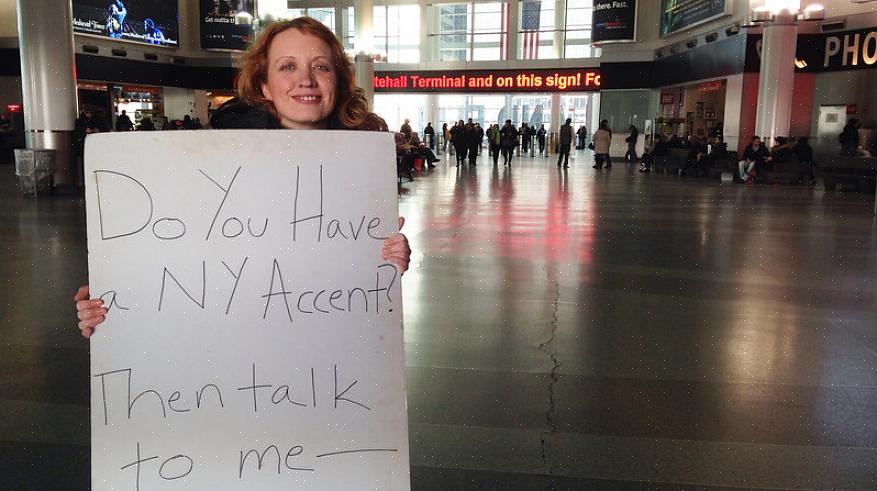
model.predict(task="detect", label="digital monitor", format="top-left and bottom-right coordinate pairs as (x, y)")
top-left (73, 0), bottom-right (179, 47)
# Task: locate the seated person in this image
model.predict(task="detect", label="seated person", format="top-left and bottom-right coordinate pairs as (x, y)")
top-left (793, 136), bottom-right (816, 186)
top-left (738, 135), bottom-right (770, 183)
top-left (407, 133), bottom-right (440, 168)
top-left (680, 135), bottom-right (706, 177)
top-left (395, 132), bottom-right (415, 173)
top-left (769, 136), bottom-right (795, 163)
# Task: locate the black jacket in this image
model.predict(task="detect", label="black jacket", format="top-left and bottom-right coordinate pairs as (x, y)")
top-left (209, 98), bottom-right (352, 130)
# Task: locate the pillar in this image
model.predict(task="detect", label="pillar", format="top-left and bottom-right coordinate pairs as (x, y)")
top-left (554, 0), bottom-right (566, 59)
top-left (549, 93), bottom-right (561, 154)
top-left (354, 0), bottom-right (375, 109)
top-left (16, 0), bottom-right (78, 188)
top-left (506, 0), bottom-right (519, 61)
top-left (754, 13), bottom-right (798, 144)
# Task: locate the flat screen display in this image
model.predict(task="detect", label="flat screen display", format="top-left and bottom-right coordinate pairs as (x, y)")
top-left (200, 0), bottom-right (256, 51)
top-left (73, 0), bottom-right (179, 47)
top-left (592, 0), bottom-right (637, 44)
top-left (660, 0), bottom-right (727, 37)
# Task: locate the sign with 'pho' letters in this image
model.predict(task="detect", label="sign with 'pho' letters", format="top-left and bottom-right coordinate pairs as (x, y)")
top-left (86, 130), bottom-right (409, 490)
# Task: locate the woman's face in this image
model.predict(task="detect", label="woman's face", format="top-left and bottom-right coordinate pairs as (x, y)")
top-left (261, 29), bottom-right (337, 130)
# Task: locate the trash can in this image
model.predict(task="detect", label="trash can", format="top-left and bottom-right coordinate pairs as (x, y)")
top-left (14, 148), bottom-right (54, 197)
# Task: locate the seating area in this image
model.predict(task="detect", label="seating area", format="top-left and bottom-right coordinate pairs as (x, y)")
top-left (650, 146), bottom-right (875, 193)
top-left (817, 154), bottom-right (877, 193)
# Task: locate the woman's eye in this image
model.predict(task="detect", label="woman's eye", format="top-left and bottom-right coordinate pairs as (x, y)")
top-left (314, 65), bottom-right (330, 72)
top-left (280, 63), bottom-right (294, 71)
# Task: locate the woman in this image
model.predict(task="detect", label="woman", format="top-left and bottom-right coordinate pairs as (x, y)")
top-left (75, 18), bottom-right (411, 336)
top-left (592, 120), bottom-right (612, 169)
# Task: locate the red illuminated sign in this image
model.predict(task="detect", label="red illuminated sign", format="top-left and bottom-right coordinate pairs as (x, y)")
top-left (696, 81), bottom-right (723, 92)
top-left (6, 104), bottom-right (22, 113)
top-left (373, 69), bottom-right (602, 93)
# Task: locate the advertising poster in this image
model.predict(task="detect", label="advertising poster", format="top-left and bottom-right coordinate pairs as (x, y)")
top-left (200, 0), bottom-right (256, 51)
top-left (86, 131), bottom-right (410, 490)
top-left (660, 0), bottom-right (727, 37)
top-left (591, 0), bottom-right (638, 44)
top-left (73, 0), bottom-right (179, 47)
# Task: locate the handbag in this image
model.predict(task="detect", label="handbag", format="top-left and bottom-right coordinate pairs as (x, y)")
top-left (588, 142), bottom-right (595, 150)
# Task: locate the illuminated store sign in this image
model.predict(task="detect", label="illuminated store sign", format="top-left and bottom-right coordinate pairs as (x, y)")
top-left (746, 28), bottom-right (877, 73)
top-left (373, 69), bottom-right (601, 93)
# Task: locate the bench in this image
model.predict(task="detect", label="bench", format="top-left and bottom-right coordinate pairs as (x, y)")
top-left (816, 155), bottom-right (876, 193)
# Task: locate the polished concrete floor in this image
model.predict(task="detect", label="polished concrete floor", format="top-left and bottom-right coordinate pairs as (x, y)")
top-left (2, 149), bottom-right (877, 490)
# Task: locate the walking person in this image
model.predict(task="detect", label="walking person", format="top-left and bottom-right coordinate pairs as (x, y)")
top-left (442, 122), bottom-right (450, 153)
top-left (487, 123), bottom-right (501, 166)
top-left (557, 118), bottom-right (573, 168)
top-left (576, 125), bottom-right (587, 149)
top-left (537, 125), bottom-right (547, 156)
top-left (467, 119), bottom-right (482, 166)
top-left (451, 120), bottom-right (468, 166)
top-left (625, 124), bottom-right (639, 163)
top-left (593, 120), bottom-right (612, 169)
top-left (499, 120), bottom-right (518, 166)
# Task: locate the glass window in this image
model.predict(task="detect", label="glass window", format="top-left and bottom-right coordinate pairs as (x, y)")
top-left (438, 4), bottom-right (469, 61)
top-left (565, 0), bottom-right (594, 59)
top-left (519, 0), bottom-right (556, 60)
top-left (375, 94), bottom-right (428, 134)
top-left (374, 5), bottom-right (420, 63)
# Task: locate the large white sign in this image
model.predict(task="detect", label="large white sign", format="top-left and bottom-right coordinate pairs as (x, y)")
top-left (85, 131), bottom-right (409, 490)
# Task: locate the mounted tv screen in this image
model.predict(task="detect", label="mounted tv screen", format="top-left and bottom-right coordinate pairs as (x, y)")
top-left (73, 0), bottom-right (179, 47)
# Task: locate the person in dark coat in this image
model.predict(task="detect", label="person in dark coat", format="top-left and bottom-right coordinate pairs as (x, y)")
top-left (793, 136), bottom-right (815, 186)
top-left (576, 126), bottom-right (587, 149)
top-left (423, 122), bottom-right (435, 149)
top-left (625, 125), bottom-right (639, 163)
top-left (468, 122), bottom-right (483, 166)
top-left (839, 119), bottom-right (860, 156)
top-left (738, 135), bottom-right (770, 183)
top-left (557, 118), bottom-right (573, 168)
top-left (537, 125), bottom-right (547, 156)
top-left (75, 17), bottom-right (412, 337)
top-left (451, 120), bottom-right (468, 166)
top-left (115, 110), bottom-right (133, 131)
top-left (499, 120), bottom-right (518, 166)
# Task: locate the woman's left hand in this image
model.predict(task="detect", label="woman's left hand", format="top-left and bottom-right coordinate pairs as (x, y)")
top-left (382, 217), bottom-right (411, 274)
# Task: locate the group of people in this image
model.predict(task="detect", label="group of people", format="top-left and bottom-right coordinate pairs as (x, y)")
top-left (736, 135), bottom-right (814, 184)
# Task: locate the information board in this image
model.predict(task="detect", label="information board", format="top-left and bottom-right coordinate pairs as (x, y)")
top-left (86, 130), bottom-right (410, 490)
top-left (660, 0), bottom-right (727, 37)
top-left (592, 0), bottom-right (637, 44)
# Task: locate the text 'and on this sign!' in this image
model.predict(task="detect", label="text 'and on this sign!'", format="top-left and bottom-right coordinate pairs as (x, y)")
top-left (591, 0), bottom-right (638, 44)
top-left (85, 130), bottom-right (410, 490)
top-left (373, 68), bottom-right (601, 93)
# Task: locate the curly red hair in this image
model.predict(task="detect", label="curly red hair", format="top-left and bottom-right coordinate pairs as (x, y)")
top-left (235, 17), bottom-right (387, 131)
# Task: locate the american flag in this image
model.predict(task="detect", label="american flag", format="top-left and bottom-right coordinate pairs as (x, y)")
top-left (521, 0), bottom-right (542, 60)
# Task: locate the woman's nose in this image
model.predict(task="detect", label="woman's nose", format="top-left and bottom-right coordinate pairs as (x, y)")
top-left (295, 67), bottom-right (316, 87)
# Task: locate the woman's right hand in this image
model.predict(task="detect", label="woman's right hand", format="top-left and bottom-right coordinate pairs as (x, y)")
top-left (75, 285), bottom-right (106, 338)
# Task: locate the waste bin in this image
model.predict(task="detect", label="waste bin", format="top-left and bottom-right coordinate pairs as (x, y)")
top-left (14, 148), bottom-right (54, 197)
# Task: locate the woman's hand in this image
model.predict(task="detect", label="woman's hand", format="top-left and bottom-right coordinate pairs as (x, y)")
top-left (382, 217), bottom-right (411, 274)
top-left (75, 285), bottom-right (106, 338)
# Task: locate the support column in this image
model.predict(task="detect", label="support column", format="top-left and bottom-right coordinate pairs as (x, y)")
top-left (16, 0), bottom-right (78, 188)
top-left (554, 0), bottom-right (566, 59)
top-left (354, 0), bottom-right (375, 109)
top-left (549, 92), bottom-right (561, 155)
top-left (506, 0), bottom-right (520, 61)
top-left (754, 14), bottom-right (798, 144)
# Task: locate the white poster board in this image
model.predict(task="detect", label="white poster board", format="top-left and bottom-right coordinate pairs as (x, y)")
top-left (85, 131), bottom-right (409, 490)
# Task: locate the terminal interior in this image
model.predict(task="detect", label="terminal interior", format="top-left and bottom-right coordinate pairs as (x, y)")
top-left (1, 0), bottom-right (876, 489)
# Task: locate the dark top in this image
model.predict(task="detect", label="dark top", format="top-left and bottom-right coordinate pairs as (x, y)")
top-left (742, 143), bottom-right (770, 163)
top-left (793, 142), bottom-right (813, 164)
top-left (209, 98), bottom-right (352, 130)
